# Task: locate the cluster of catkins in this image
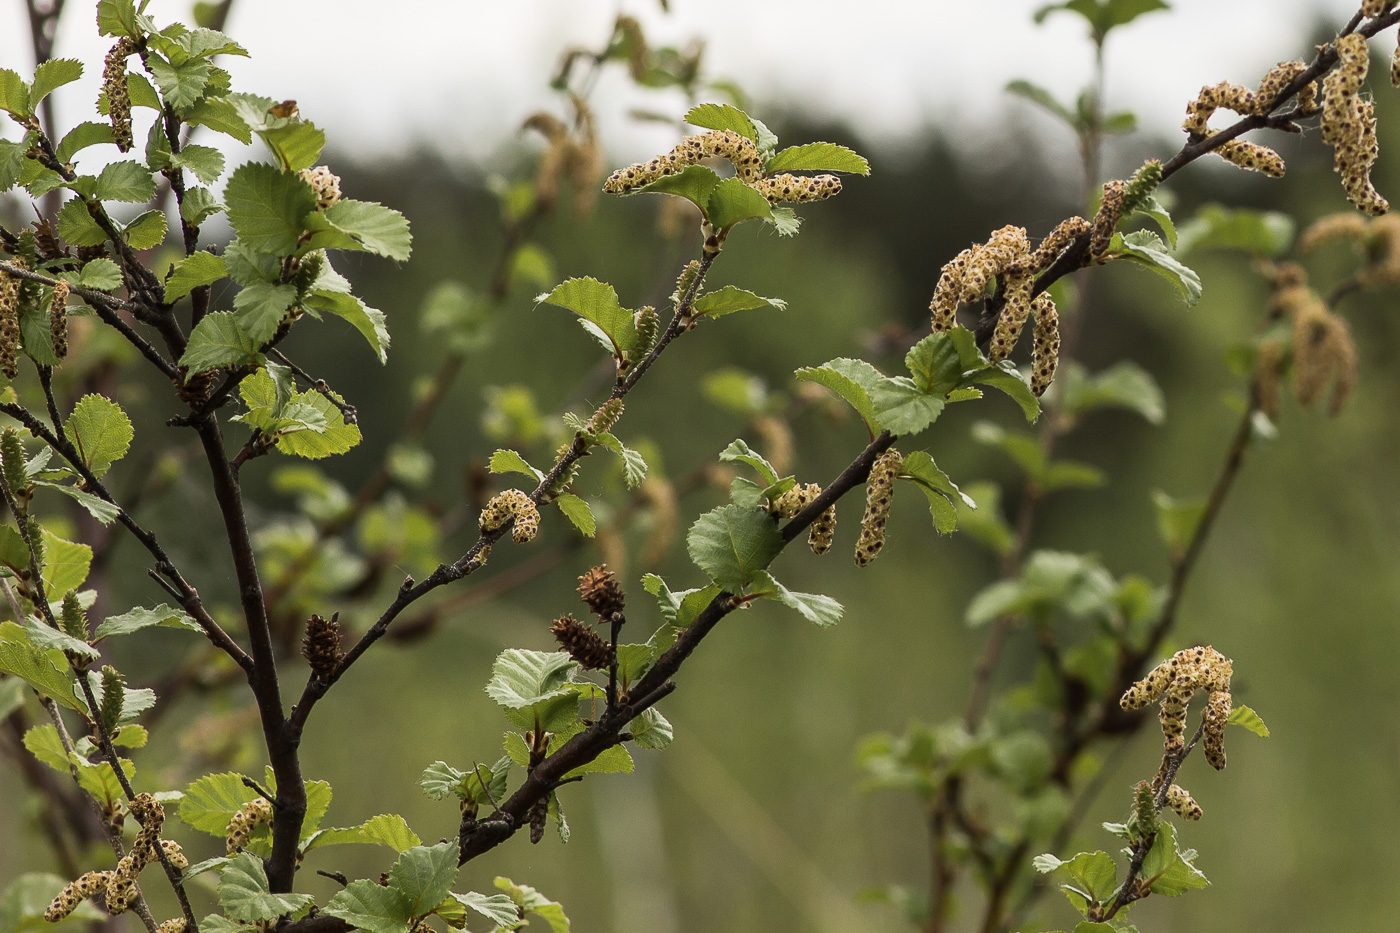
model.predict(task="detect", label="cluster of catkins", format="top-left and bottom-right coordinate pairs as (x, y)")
top-left (1300, 209), bottom-right (1400, 285)
top-left (1256, 262), bottom-right (1357, 417)
top-left (479, 488), bottom-right (541, 543)
top-left (1181, 73), bottom-right (1312, 177)
top-left (225, 796), bottom-right (273, 854)
top-left (45, 794), bottom-right (188, 922)
top-left (769, 481), bottom-right (837, 555)
top-left (602, 129), bottom-right (841, 206)
top-left (550, 564), bottom-right (626, 670)
top-left (1121, 646), bottom-right (1234, 817)
top-left (929, 218), bottom-right (1087, 396)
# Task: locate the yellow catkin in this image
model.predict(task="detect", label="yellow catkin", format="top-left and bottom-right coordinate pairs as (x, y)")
top-left (1254, 60), bottom-right (1320, 116)
top-left (1299, 212), bottom-right (1369, 251)
top-left (157, 920), bottom-right (190, 933)
top-left (961, 226), bottom-right (1029, 303)
top-left (298, 166), bottom-right (342, 211)
top-left (225, 797), bottom-right (273, 855)
top-left (479, 489), bottom-right (531, 533)
top-left (1028, 216), bottom-right (1090, 269)
top-left (855, 450), bottom-right (902, 567)
top-left (1289, 295), bottom-right (1357, 414)
top-left (511, 496), bottom-right (542, 543)
top-left (49, 279), bottom-right (69, 360)
top-left (1362, 0), bottom-right (1395, 16)
top-left (1165, 784), bottom-right (1203, 821)
top-left (755, 173), bottom-right (841, 204)
top-left (1029, 293), bottom-right (1060, 397)
top-left (771, 482), bottom-right (819, 519)
top-left (1182, 81), bottom-right (1257, 135)
top-left (604, 129), bottom-right (763, 194)
top-left (988, 271), bottom-right (1033, 363)
top-left (1122, 646), bottom-right (1232, 752)
top-left (0, 264), bottom-right (22, 380)
top-left (1213, 138), bottom-right (1286, 177)
top-left (1363, 214), bottom-right (1400, 284)
top-left (102, 38), bottom-right (135, 152)
top-left (106, 876), bottom-right (137, 914)
top-left (809, 499), bottom-right (836, 556)
top-left (930, 247), bottom-right (975, 332)
top-left (45, 871), bottom-right (114, 922)
top-left (1089, 182), bottom-right (1126, 258)
top-left (1322, 34), bottom-right (1388, 215)
top-left (1202, 689), bottom-right (1232, 770)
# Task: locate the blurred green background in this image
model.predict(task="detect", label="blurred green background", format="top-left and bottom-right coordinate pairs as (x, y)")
top-left (4, 5), bottom-right (1400, 933)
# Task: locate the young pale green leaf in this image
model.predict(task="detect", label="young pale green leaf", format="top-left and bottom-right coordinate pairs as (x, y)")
top-left (444, 892), bottom-right (520, 931)
top-left (174, 27), bottom-right (249, 60)
top-left (956, 481), bottom-right (1015, 557)
top-left (1006, 79), bottom-right (1077, 128)
top-left (178, 771), bottom-right (262, 836)
top-left (684, 103), bottom-right (758, 141)
top-left (630, 707), bottom-right (674, 750)
top-left (1033, 848), bottom-right (1117, 912)
top-left (232, 280), bottom-right (298, 344)
top-left (309, 200), bottom-right (412, 261)
top-left (1056, 360), bottom-right (1165, 424)
top-left (419, 761), bottom-right (467, 801)
top-left (642, 574), bottom-right (721, 630)
top-left (112, 724), bottom-right (148, 748)
top-left (94, 161), bottom-right (156, 202)
top-left (167, 144), bottom-right (226, 185)
top-left (304, 289), bottom-right (390, 364)
top-left (494, 878), bottom-right (569, 933)
top-left (181, 186), bottom-right (225, 226)
top-left (40, 531), bottom-right (92, 597)
top-left (146, 54), bottom-right (212, 110)
top-left (486, 649), bottom-right (578, 711)
top-left (56, 199), bottom-right (108, 248)
top-left (748, 570), bottom-right (843, 626)
top-left (34, 482), bottom-right (119, 525)
top-left (488, 449), bottom-right (543, 482)
top-left (1227, 704), bottom-right (1270, 737)
top-left (218, 853), bottom-right (315, 922)
top-left (386, 842), bottom-right (460, 917)
top-left (0, 69), bottom-right (31, 120)
top-left (0, 137), bottom-right (32, 192)
top-left (795, 358), bottom-right (883, 432)
top-left (1151, 490), bottom-right (1205, 559)
top-left (706, 177), bottom-right (772, 231)
top-left (692, 285), bottom-right (786, 318)
top-left (273, 393), bottom-right (360, 459)
top-left (335, 814), bottom-right (423, 853)
top-left (181, 312), bottom-right (264, 375)
top-left (763, 142), bottom-right (869, 175)
top-left (65, 394), bottom-right (133, 479)
top-left (554, 493), bottom-right (596, 537)
top-left (94, 604), bottom-right (199, 640)
top-left (718, 438), bottom-right (779, 487)
top-left (961, 364), bottom-right (1040, 422)
top-left (1174, 203), bottom-right (1295, 259)
top-left (96, 0), bottom-right (144, 39)
top-left (225, 162), bottom-right (315, 255)
top-left (1042, 460), bottom-right (1107, 492)
top-left (686, 503), bottom-right (783, 592)
top-left (1110, 231), bottom-right (1202, 306)
top-left (164, 252), bottom-right (227, 303)
top-left (74, 258), bottom-right (121, 291)
top-left (630, 164), bottom-right (721, 216)
top-left (538, 277), bottom-right (638, 360)
top-left (870, 376), bottom-right (946, 437)
top-left (122, 210), bottom-right (167, 249)
top-left (7, 618), bottom-right (98, 663)
top-left (0, 643), bottom-right (84, 711)
top-left (324, 883), bottom-right (411, 933)
top-left (592, 432), bottom-right (648, 487)
top-left (1142, 823), bottom-right (1210, 896)
top-left (1034, 0), bottom-right (1169, 41)
top-left (184, 96), bottom-right (252, 143)
top-left (901, 450), bottom-right (971, 534)
top-left (30, 59), bottom-right (83, 108)
top-left (1132, 194), bottom-right (1176, 249)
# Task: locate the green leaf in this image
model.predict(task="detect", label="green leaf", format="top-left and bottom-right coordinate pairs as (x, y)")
top-left (538, 277), bottom-right (638, 360)
top-left (0, 137), bottom-right (33, 193)
top-left (219, 853), bottom-right (314, 923)
top-left (0, 644), bottom-right (83, 710)
top-left (1057, 360), bottom-right (1164, 424)
top-left (961, 364), bottom-right (1040, 422)
top-left (122, 210), bottom-right (167, 249)
top-left (795, 358), bottom-right (882, 432)
top-left (593, 432), bottom-right (647, 487)
top-left (273, 393), bottom-right (360, 459)
top-left (1132, 194), bottom-right (1176, 249)
top-left (64, 394), bottom-right (132, 479)
top-left (444, 892), bottom-right (520, 931)
top-left (686, 503), bottom-right (783, 591)
top-left (232, 280), bottom-right (297, 344)
top-left (34, 483), bottom-right (119, 525)
top-left (76, 258), bottom-right (122, 291)
top-left (554, 493), bottom-right (595, 537)
top-left (642, 574), bottom-right (720, 630)
top-left (164, 252), bottom-right (227, 303)
top-left (308, 813), bottom-right (421, 853)
top-left (486, 649), bottom-right (578, 712)
top-left (304, 287), bottom-right (390, 364)
top-left (1034, 0), bottom-right (1169, 40)
top-left (94, 604), bottom-right (199, 640)
top-left (94, 161), bottom-right (156, 202)
top-left (0, 69), bottom-right (32, 120)
top-left (1142, 822), bottom-right (1209, 896)
top-left (224, 162), bottom-right (314, 255)
top-left (181, 186), bottom-right (225, 226)
top-left (30, 60), bottom-right (83, 108)
top-left (630, 707), bottom-right (673, 750)
top-left (1227, 704), bottom-right (1270, 738)
top-left (718, 439), bottom-right (779, 486)
top-left (966, 550), bottom-right (1116, 627)
top-left (901, 450), bottom-right (973, 534)
top-left (175, 28), bottom-right (249, 60)
top-left (6, 619), bottom-right (98, 663)
top-left (314, 200), bottom-right (412, 261)
top-left (178, 771), bottom-right (261, 836)
top-left (1033, 849), bottom-right (1118, 912)
top-left (96, 0), bottom-right (141, 38)
top-left (956, 481), bottom-right (1014, 556)
top-left (1151, 490), bottom-right (1205, 559)
top-left (706, 177), bottom-right (772, 231)
top-left (1042, 460), bottom-right (1107, 491)
top-left (1175, 203), bottom-right (1295, 259)
top-left (630, 164), bottom-right (720, 213)
top-left (692, 285), bottom-right (787, 318)
top-left (21, 723), bottom-right (71, 773)
top-left (181, 312), bottom-right (264, 375)
top-left (870, 376), bottom-right (946, 436)
top-left (763, 142), bottom-right (869, 175)
top-left (324, 883), bottom-right (412, 933)
top-left (494, 877), bottom-right (569, 933)
top-left (184, 96), bottom-right (252, 143)
top-left (1110, 231), bottom-right (1201, 306)
top-left (684, 103), bottom-right (758, 141)
top-left (488, 449), bottom-right (543, 482)
top-left (748, 570), bottom-right (843, 626)
top-left (146, 54), bottom-right (211, 110)
top-left (168, 144), bottom-right (225, 185)
top-left (55, 199), bottom-right (107, 248)
top-left (386, 842), bottom-right (459, 917)
top-left (1006, 79), bottom-right (1077, 128)
top-left (0, 872), bottom-right (104, 931)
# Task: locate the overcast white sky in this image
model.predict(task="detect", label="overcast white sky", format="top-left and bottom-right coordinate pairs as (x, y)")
top-left (0, 0), bottom-right (1382, 165)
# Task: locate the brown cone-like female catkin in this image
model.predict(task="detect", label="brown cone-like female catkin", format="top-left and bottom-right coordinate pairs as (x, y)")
top-left (577, 564), bottom-right (625, 618)
top-left (103, 38), bottom-right (135, 152)
top-left (49, 279), bottom-right (69, 360)
top-left (1030, 293), bottom-right (1060, 397)
top-left (550, 614), bottom-right (614, 670)
top-left (301, 614), bottom-right (344, 679)
top-left (1166, 784), bottom-right (1203, 821)
top-left (855, 450), bottom-right (902, 567)
top-left (45, 870), bottom-right (114, 922)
